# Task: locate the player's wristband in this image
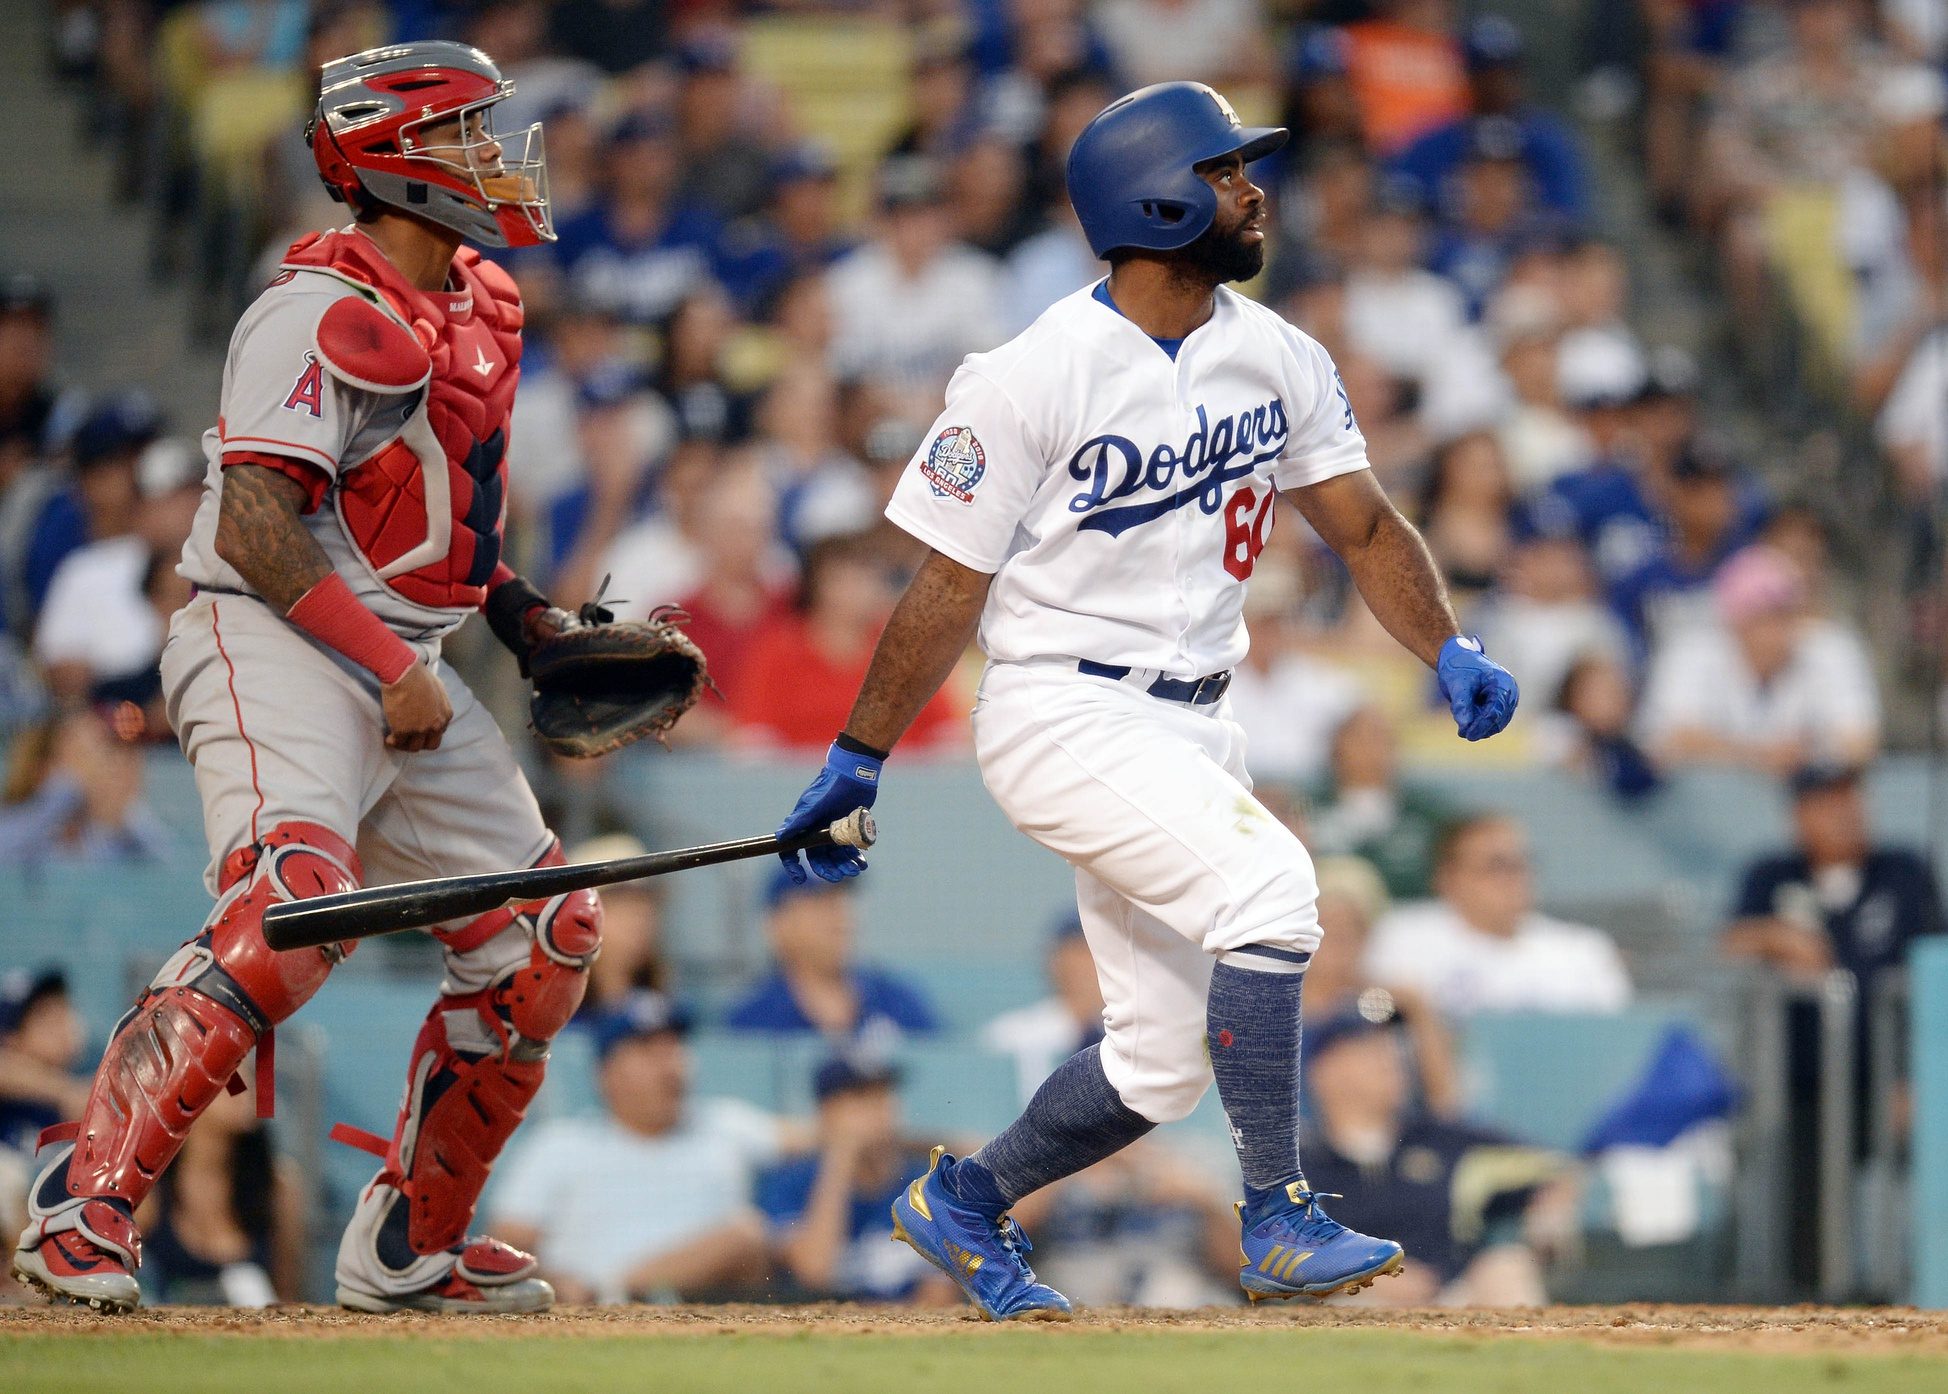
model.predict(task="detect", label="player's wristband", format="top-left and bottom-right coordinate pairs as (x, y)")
top-left (835, 731), bottom-right (890, 762)
top-left (483, 572), bottom-right (551, 673)
top-left (286, 573), bottom-right (418, 685)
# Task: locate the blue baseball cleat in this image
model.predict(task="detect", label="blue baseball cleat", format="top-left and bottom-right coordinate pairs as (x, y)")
top-left (1236, 1181), bottom-right (1405, 1302)
top-left (890, 1146), bottom-right (1073, 1322)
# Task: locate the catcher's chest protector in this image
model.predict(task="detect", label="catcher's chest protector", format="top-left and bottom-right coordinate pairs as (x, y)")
top-left (283, 230), bottom-right (524, 610)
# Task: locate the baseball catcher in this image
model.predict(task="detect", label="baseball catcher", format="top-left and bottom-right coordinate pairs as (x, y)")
top-left (11, 41), bottom-right (703, 1314)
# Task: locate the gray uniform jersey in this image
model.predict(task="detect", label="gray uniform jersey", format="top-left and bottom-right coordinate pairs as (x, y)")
top-left (177, 272), bottom-right (471, 643)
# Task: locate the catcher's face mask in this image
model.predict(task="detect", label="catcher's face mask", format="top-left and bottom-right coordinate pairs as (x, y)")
top-left (309, 41), bottom-right (555, 249)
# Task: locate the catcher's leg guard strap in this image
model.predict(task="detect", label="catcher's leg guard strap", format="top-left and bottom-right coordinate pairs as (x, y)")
top-left (360, 873), bottom-right (600, 1259)
top-left (61, 821), bottom-right (360, 1203)
top-left (369, 1007), bottom-right (551, 1258)
top-left (21, 1128), bottom-right (142, 1270)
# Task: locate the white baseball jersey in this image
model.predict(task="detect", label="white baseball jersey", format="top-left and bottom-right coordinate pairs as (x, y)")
top-left (885, 280), bottom-right (1370, 676)
top-left (886, 279), bottom-right (1372, 1123)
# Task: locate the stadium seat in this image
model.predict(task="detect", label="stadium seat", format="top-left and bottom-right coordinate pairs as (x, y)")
top-left (603, 750), bottom-right (1081, 979)
top-left (739, 18), bottom-right (911, 221)
top-left (1454, 1003), bottom-right (1724, 1153)
top-left (896, 1040), bottom-right (1030, 1139)
top-left (1408, 767), bottom-right (1672, 905)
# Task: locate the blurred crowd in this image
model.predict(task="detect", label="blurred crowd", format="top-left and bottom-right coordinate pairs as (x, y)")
top-left (1631, 0), bottom-right (1948, 689)
top-left (6, 0), bottom-right (1931, 795)
top-left (3, 0), bottom-right (1947, 1308)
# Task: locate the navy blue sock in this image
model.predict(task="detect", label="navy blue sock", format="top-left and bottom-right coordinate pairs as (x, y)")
top-left (1206, 956), bottom-right (1308, 1209)
top-left (944, 1043), bottom-right (1153, 1218)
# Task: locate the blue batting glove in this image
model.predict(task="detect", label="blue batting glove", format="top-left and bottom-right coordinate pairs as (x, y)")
top-left (1436, 635), bottom-right (1519, 742)
top-left (777, 740), bottom-right (882, 884)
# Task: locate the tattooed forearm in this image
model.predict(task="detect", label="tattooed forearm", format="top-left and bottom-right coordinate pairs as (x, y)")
top-left (214, 464), bottom-right (336, 612)
top-left (843, 550), bottom-right (991, 753)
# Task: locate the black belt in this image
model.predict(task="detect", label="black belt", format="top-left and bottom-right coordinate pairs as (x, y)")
top-left (1077, 659), bottom-right (1233, 705)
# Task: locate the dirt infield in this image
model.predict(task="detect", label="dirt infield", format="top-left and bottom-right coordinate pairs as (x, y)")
top-left (4, 1302), bottom-right (1945, 1355)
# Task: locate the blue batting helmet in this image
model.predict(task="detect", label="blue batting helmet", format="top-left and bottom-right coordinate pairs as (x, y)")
top-left (1066, 82), bottom-right (1287, 260)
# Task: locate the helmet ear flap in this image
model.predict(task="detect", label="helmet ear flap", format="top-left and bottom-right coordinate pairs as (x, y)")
top-left (311, 114), bottom-right (371, 212)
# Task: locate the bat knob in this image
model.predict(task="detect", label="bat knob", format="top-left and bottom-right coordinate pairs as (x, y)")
top-left (829, 808), bottom-right (878, 849)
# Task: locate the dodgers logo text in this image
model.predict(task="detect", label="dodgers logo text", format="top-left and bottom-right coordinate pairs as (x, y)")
top-left (1066, 397), bottom-right (1289, 537)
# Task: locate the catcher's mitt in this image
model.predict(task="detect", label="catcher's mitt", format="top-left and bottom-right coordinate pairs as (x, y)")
top-left (526, 603), bottom-right (711, 757)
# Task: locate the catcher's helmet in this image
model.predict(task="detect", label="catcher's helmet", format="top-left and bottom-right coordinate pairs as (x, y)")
top-left (307, 41), bottom-right (553, 249)
top-left (1066, 82), bottom-right (1287, 259)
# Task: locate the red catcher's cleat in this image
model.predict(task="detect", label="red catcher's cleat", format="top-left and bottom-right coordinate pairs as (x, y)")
top-left (12, 1199), bottom-right (143, 1314)
top-left (336, 1234), bottom-right (553, 1314)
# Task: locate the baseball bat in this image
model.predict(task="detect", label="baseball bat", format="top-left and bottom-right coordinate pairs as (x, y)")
top-left (260, 809), bottom-right (876, 952)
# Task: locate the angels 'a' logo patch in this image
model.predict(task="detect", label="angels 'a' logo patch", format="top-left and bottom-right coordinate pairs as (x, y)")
top-left (921, 426), bottom-right (985, 503)
top-left (283, 353), bottom-right (325, 418)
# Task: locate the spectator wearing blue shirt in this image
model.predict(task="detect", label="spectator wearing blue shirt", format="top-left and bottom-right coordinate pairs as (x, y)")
top-left (491, 991), bottom-right (784, 1303)
top-left (1725, 762), bottom-right (1944, 1283)
top-left (534, 361), bottom-right (671, 598)
top-left (1515, 339), bottom-right (1657, 586)
top-left (1425, 117), bottom-right (1565, 320)
top-left (1607, 444), bottom-right (1769, 653)
top-left (0, 710), bottom-right (170, 866)
top-left (715, 142), bottom-right (854, 317)
top-left (1727, 763), bottom-right (1944, 1041)
top-left (1629, 345), bottom-right (1706, 485)
top-left (543, 109), bottom-right (724, 326)
top-left (757, 1054), bottom-right (946, 1302)
top-left (1298, 1003), bottom-right (1572, 1305)
top-left (17, 392), bottom-right (156, 631)
top-left (1390, 16), bottom-right (1590, 224)
top-left (723, 866), bottom-right (940, 1041)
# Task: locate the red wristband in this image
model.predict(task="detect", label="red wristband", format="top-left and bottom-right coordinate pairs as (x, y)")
top-left (286, 573), bottom-right (417, 685)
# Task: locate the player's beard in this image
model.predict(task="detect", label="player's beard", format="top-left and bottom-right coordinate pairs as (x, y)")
top-left (1178, 212), bottom-right (1265, 284)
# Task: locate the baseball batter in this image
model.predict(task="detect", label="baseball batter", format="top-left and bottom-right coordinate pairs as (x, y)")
top-left (776, 82), bottom-right (1520, 1320)
top-left (13, 43), bottom-right (607, 1315)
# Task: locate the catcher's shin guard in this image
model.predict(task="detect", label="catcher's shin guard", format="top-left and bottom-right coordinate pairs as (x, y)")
top-left (13, 822), bottom-right (360, 1309)
top-left (335, 851), bottom-right (598, 1312)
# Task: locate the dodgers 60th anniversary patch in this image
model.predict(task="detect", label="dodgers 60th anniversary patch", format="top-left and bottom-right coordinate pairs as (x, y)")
top-left (921, 426), bottom-right (986, 503)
